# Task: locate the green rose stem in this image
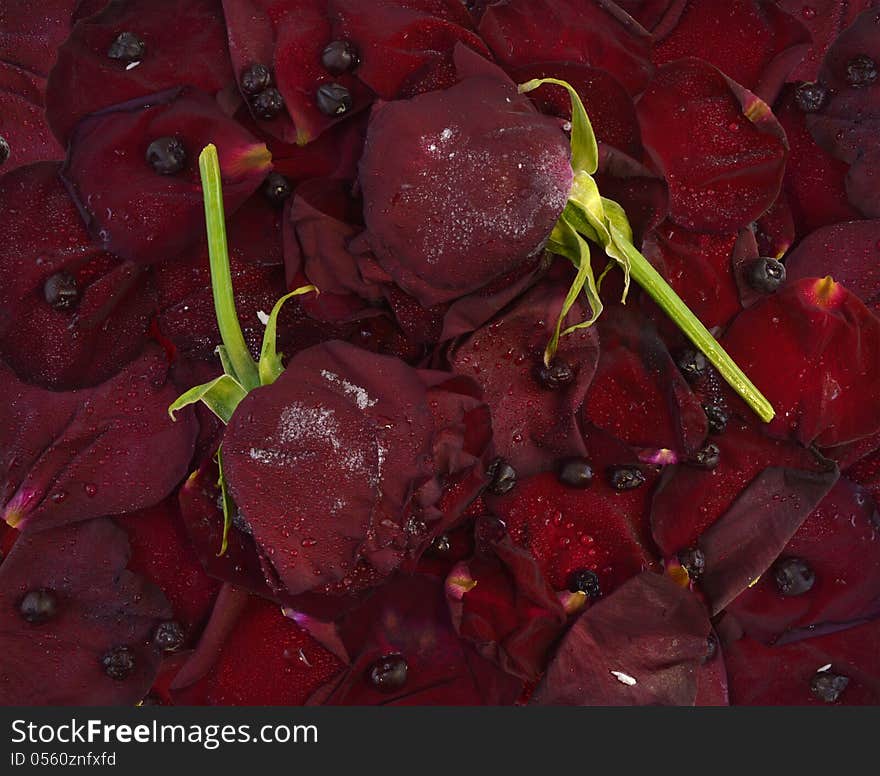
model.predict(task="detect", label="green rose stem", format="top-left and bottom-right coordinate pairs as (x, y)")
top-left (199, 143), bottom-right (261, 392)
top-left (619, 239), bottom-right (775, 423)
top-left (520, 78), bottom-right (775, 424)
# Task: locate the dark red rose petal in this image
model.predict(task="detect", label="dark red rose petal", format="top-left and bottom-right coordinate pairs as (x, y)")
top-left (754, 194), bottom-right (796, 260)
top-left (0, 162), bottom-right (155, 390)
top-left (46, 0), bottom-right (235, 144)
top-left (450, 270), bottom-right (599, 477)
top-left (0, 347), bottom-right (198, 533)
top-left (697, 464), bottom-right (839, 614)
top-left (636, 58), bottom-right (788, 233)
top-left (776, 85), bottom-right (861, 234)
top-left (488, 468), bottom-right (658, 595)
top-left (222, 341), bottom-right (436, 595)
top-left (651, 419), bottom-right (830, 553)
top-left (777, 0), bottom-right (876, 82)
top-left (725, 478), bottom-right (880, 641)
top-left (0, 63), bottom-right (63, 173)
top-left (62, 87), bottom-right (270, 265)
top-left (726, 619), bottom-right (880, 705)
top-left (313, 575), bottom-right (523, 704)
top-left (721, 278), bottom-right (880, 449)
top-left (446, 533), bottom-right (567, 682)
top-left (642, 221), bottom-right (751, 330)
top-left (171, 596), bottom-right (344, 705)
top-left (329, 0), bottom-right (488, 99)
top-left (805, 9), bottom-right (880, 217)
top-left (0, 519), bottom-right (171, 705)
top-left (0, 0), bottom-right (77, 77)
top-left (784, 219), bottom-right (880, 315)
top-left (531, 572), bottom-right (711, 706)
top-left (358, 47), bottom-right (572, 307)
top-left (121, 499), bottom-right (221, 639)
top-left (652, 0), bottom-right (810, 104)
top-left (502, 63), bottom-right (642, 160)
top-left (478, 0), bottom-right (654, 96)
top-left (583, 305), bottom-right (708, 455)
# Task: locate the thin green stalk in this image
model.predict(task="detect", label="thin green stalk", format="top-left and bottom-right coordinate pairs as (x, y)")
top-left (198, 144), bottom-right (260, 391)
top-left (620, 239), bottom-right (775, 423)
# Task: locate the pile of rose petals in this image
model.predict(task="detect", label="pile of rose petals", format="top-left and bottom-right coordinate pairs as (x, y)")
top-left (2, 0), bottom-right (880, 707)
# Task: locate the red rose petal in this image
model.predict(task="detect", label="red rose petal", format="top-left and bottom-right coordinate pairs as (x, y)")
top-left (636, 58), bottom-right (787, 233)
top-left (0, 519), bottom-right (171, 705)
top-left (531, 572), bottom-right (711, 706)
top-left (0, 347), bottom-right (198, 533)
top-left (62, 87), bottom-right (270, 265)
top-left (0, 162), bottom-right (155, 390)
top-left (46, 0), bottom-right (235, 144)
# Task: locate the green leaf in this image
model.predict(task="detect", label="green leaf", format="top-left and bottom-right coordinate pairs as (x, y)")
top-left (258, 285), bottom-right (318, 386)
top-left (199, 144), bottom-right (261, 391)
top-left (215, 446), bottom-right (233, 557)
top-left (517, 78), bottom-right (598, 175)
top-left (168, 374), bottom-right (247, 425)
top-left (544, 213), bottom-right (602, 365)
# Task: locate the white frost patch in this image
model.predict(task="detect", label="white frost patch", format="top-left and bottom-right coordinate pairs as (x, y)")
top-left (320, 369), bottom-right (377, 410)
top-left (249, 447), bottom-right (295, 466)
top-left (257, 310), bottom-right (270, 325)
top-left (611, 670), bottom-right (637, 687)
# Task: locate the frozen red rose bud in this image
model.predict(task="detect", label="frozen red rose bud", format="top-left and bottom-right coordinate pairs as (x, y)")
top-left (358, 47), bottom-right (572, 308)
top-left (0, 347), bottom-right (197, 532)
top-left (62, 87), bottom-right (271, 266)
top-left (721, 278), bottom-right (880, 450)
top-left (0, 519), bottom-right (171, 705)
top-left (220, 341), bottom-right (492, 598)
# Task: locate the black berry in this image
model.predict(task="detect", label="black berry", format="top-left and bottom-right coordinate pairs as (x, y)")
top-left (321, 40), bottom-right (359, 75)
top-left (772, 557), bottom-right (816, 596)
top-left (677, 547), bottom-right (706, 580)
top-left (607, 465), bottom-right (646, 491)
top-left (263, 172), bottom-right (292, 206)
top-left (703, 404), bottom-right (728, 435)
top-left (487, 458), bottom-right (517, 496)
top-left (153, 620), bottom-right (185, 652)
top-left (537, 358), bottom-right (575, 389)
top-left (557, 457), bottom-right (594, 488)
top-left (794, 81), bottom-right (828, 113)
top-left (749, 257), bottom-right (786, 293)
top-left (102, 646), bottom-right (136, 680)
top-left (692, 442), bottom-right (720, 470)
top-left (19, 589), bottom-right (58, 624)
top-left (240, 64), bottom-right (272, 95)
top-left (0, 135), bottom-right (9, 166)
top-left (568, 568), bottom-right (601, 598)
top-left (367, 654), bottom-right (408, 693)
top-left (427, 534), bottom-right (451, 556)
top-left (315, 83), bottom-right (353, 116)
top-left (251, 87), bottom-right (285, 119)
top-left (810, 670), bottom-right (849, 703)
top-left (677, 349), bottom-right (708, 381)
top-left (107, 32), bottom-right (145, 63)
top-left (146, 136), bottom-right (187, 175)
top-left (43, 272), bottom-right (79, 310)
top-left (845, 54), bottom-right (877, 88)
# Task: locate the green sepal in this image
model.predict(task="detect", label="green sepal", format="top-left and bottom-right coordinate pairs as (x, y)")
top-left (517, 78), bottom-right (598, 175)
top-left (215, 446), bottom-right (233, 557)
top-left (544, 213), bottom-right (602, 365)
top-left (258, 285), bottom-right (318, 386)
top-left (168, 373), bottom-right (247, 425)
